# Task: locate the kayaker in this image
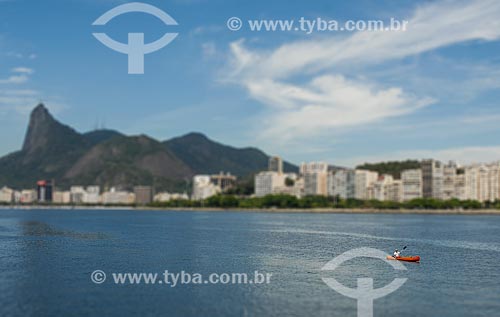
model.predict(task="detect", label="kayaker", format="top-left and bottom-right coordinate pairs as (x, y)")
top-left (393, 249), bottom-right (401, 258)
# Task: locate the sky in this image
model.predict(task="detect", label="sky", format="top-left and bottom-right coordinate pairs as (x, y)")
top-left (0, 0), bottom-right (499, 167)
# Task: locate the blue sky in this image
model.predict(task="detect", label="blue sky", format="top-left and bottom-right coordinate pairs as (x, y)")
top-left (0, 0), bottom-right (499, 167)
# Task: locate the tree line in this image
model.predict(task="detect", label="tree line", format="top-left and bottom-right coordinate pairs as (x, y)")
top-left (149, 194), bottom-right (496, 210)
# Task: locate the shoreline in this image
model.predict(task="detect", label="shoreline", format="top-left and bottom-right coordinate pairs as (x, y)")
top-left (1, 205), bottom-right (500, 215)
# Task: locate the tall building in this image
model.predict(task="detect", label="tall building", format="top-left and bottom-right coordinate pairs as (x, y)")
top-left (371, 175), bottom-right (394, 201)
top-left (488, 162), bottom-right (500, 202)
top-left (443, 161), bottom-right (458, 200)
top-left (134, 186), bottom-right (153, 205)
top-left (301, 162), bottom-right (328, 196)
top-left (192, 175), bottom-right (220, 200)
top-left (328, 169), bottom-right (355, 199)
top-left (37, 180), bottom-right (53, 203)
top-left (85, 186), bottom-right (101, 204)
top-left (70, 186), bottom-right (86, 204)
top-left (454, 169), bottom-right (466, 200)
top-left (254, 171), bottom-right (285, 197)
top-left (268, 156), bottom-right (283, 174)
top-left (387, 180), bottom-right (403, 203)
top-left (401, 169), bottom-right (423, 201)
top-left (421, 159), bottom-right (444, 199)
top-left (210, 172), bottom-right (237, 192)
top-left (354, 170), bottom-right (379, 200)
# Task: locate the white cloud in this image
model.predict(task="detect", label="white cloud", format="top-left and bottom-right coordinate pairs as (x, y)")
top-left (0, 67), bottom-right (34, 84)
top-left (225, 0), bottom-right (500, 142)
top-left (0, 74), bottom-right (29, 84)
top-left (12, 67), bottom-right (34, 74)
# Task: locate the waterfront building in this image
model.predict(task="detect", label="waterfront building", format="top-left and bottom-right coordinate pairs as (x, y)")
top-left (401, 169), bottom-right (423, 201)
top-left (421, 159), bottom-right (444, 199)
top-left (20, 190), bottom-right (37, 204)
top-left (0, 186), bottom-right (14, 203)
top-left (387, 180), bottom-right (403, 202)
top-left (268, 156), bottom-right (283, 174)
top-left (102, 188), bottom-right (135, 205)
top-left (270, 173), bottom-right (303, 197)
top-left (134, 186), bottom-right (153, 205)
top-left (210, 172), bottom-right (237, 192)
top-left (354, 170), bottom-right (379, 200)
top-left (328, 169), bottom-right (355, 199)
top-left (53, 191), bottom-right (71, 204)
top-left (301, 162), bottom-right (328, 196)
top-left (154, 192), bottom-right (189, 202)
top-left (192, 175), bottom-right (220, 200)
top-left (37, 180), bottom-right (53, 203)
top-left (70, 186), bottom-right (86, 204)
top-left (454, 169), bottom-right (467, 200)
top-left (85, 186), bottom-right (101, 204)
top-left (371, 175), bottom-right (394, 201)
top-left (255, 171), bottom-right (285, 197)
top-left (443, 161), bottom-right (458, 200)
top-left (488, 162), bottom-right (500, 202)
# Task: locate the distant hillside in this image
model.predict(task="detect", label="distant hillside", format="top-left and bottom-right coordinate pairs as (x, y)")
top-left (164, 132), bottom-right (298, 177)
top-left (356, 160), bottom-right (421, 179)
top-left (83, 129), bottom-right (123, 146)
top-left (0, 104), bottom-right (297, 190)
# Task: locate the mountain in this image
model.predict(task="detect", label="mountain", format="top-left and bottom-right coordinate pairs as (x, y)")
top-left (65, 135), bottom-right (193, 190)
top-left (83, 129), bottom-right (123, 146)
top-left (0, 105), bottom-right (91, 187)
top-left (0, 104), bottom-right (297, 190)
top-left (164, 132), bottom-right (298, 176)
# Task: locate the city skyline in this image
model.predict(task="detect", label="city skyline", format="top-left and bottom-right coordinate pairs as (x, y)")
top-left (0, 0), bottom-right (499, 167)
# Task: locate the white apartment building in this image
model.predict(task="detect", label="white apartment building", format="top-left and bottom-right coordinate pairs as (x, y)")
top-left (53, 191), bottom-right (71, 204)
top-left (401, 169), bottom-right (423, 201)
top-left (255, 171), bottom-right (285, 197)
top-left (102, 188), bottom-right (135, 205)
top-left (154, 192), bottom-right (189, 202)
top-left (488, 163), bottom-right (500, 202)
top-left (355, 170), bottom-right (379, 200)
top-left (421, 159), bottom-right (444, 200)
top-left (192, 175), bottom-right (220, 200)
top-left (0, 186), bottom-right (13, 203)
top-left (20, 190), bottom-right (37, 204)
top-left (387, 180), bottom-right (403, 203)
top-left (272, 176), bottom-right (304, 197)
top-left (85, 186), bottom-right (101, 204)
top-left (370, 175), bottom-right (394, 201)
top-left (70, 186), bottom-right (101, 204)
top-left (70, 186), bottom-right (86, 204)
top-left (328, 169), bottom-right (355, 199)
top-left (454, 171), bottom-right (466, 200)
top-left (301, 162), bottom-right (328, 196)
top-left (443, 162), bottom-right (458, 200)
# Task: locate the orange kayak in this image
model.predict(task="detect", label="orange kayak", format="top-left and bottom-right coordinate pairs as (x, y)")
top-left (386, 255), bottom-right (420, 262)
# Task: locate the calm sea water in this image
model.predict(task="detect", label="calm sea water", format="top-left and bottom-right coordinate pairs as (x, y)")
top-left (1, 209), bottom-right (499, 317)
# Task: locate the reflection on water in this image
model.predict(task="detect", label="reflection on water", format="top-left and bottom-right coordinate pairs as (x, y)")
top-left (20, 220), bottom-right (107, 240)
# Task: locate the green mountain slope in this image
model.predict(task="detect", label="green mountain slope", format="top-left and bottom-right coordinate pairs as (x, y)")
top-left (164, 132), bottom-right (298, 177)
